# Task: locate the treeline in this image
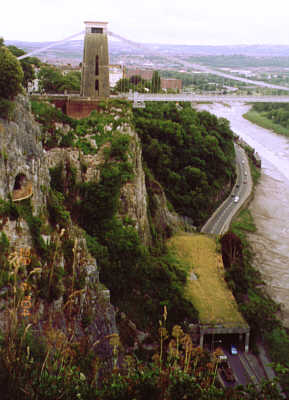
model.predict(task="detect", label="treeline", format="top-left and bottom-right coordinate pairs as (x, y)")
top-left (133, 102), bottom-right (236, 227)
top-left (251, 102), bottom-right (289, 129)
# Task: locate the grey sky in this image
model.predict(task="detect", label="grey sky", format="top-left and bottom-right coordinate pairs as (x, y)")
top-left (2, 0), bottom-right (289, 45)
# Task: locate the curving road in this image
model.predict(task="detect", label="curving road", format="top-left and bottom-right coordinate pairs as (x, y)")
top-left (201, 144), bottom-right (252, 235)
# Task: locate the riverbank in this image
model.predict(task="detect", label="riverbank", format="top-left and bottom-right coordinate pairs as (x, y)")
top-left (243, 109), bottom-right (289, 137)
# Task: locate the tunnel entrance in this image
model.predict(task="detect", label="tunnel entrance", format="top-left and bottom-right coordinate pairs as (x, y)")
top-left (200, 324), bottom-right (250, 353)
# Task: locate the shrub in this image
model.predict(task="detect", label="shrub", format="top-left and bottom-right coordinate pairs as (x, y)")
top-left (47, 190), bottom-right (70, 228)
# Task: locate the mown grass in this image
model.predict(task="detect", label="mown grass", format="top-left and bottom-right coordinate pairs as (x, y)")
top-left (243, 110), bottom-right (289, 137)
top-left (167, 232), bottom-right (246, 327)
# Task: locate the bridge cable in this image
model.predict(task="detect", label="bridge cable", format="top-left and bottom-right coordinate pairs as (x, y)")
top-left (17, 30), bottom-right (85, 61)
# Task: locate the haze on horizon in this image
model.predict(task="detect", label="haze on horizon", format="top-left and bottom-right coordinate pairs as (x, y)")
top-left (2, 0), bottom-right (289, 46)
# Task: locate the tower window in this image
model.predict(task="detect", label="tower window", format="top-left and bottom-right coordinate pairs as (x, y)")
top-left (91, 27), bottom-right (103, 34)
top-left (95, 55), bottom-right (99, 75)
top-left (95, 79), bottom-right (99, 92)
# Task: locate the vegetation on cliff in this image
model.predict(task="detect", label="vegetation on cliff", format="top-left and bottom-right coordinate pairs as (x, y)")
top-left (133, 102), bottom-right (236, 227)
top-left (0, 95), bottom-right (284, 398)
top-left (0, 40), bottom-right (24, 118)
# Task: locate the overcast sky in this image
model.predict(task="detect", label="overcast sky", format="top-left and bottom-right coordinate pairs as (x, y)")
top-left (2, 0), bottom-right (289, 46)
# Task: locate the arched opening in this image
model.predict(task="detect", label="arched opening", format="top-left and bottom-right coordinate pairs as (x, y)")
top-left (13, 173), bottom-right (26, 190)
top-left (12, 173), bottom-right (33, 202)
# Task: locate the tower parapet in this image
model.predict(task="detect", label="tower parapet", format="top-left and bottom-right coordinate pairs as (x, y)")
top-left (80, 21), bottom-right (109, 98)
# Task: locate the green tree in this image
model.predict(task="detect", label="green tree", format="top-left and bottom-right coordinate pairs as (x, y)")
top-left (38, 65), bottom-right (64, 93)
top-left (0, 46), bottom-right (23, 99)
top-left (7, 45), bottom-right (41, 88)
top-left (61, 71), bottom-right (81, 92)
top-left (115, 78), bottom-right (131, 93)
top-left (151, 70), bottom-right (161, 93)
top-left (129, 74), bottom-right (142, 85)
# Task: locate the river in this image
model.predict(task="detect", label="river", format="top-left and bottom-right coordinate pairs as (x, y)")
top-left (197, 102), bottom-right (289, 327)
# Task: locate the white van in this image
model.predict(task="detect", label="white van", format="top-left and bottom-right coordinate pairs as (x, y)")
top-left (234, 196), bottom-right (239, 203)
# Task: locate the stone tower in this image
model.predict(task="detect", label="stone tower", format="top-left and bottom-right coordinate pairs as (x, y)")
top-left (80, 21), bottom-right (110, 98)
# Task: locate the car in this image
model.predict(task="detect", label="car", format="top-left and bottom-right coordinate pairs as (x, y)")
top-left (230, 345), bottom-right (238, 355)
top-left (236, 184), bottom-right (240, 188)
top-left (244, 171), bottom-right (247, 176)
top-left (234, 196), bottom-right (239, 203)
top-left (220, 364), bottom-right (236, 382)
top-left (244, 180), bottom-right (247, 184)
top-left (241, 159), bottom-right (245, 164)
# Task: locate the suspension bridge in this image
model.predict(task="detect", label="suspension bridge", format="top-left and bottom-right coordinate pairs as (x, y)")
top-left (18, 25), bottom-right (289, 106)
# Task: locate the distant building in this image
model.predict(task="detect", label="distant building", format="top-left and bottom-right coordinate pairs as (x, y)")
top-left (124, 69), bottom-right (182, 90)
top-left (125, 68), bottom-right (154, 80)
top-left (109, 64), bottom-right (124, 87)
top-left (80, 21), bottom-right (109, 98)
top-left (161, 78), bottom-right (182, 90)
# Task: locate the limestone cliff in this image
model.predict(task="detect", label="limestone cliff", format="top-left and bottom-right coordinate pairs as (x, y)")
top-left (0, 95), bottom-right (49, 249)
top-left (0, 95), bottom-right (117, 368)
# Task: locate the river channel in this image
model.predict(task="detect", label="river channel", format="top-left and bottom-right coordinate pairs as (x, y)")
top-left (197, 102), bottom-right (289, 327)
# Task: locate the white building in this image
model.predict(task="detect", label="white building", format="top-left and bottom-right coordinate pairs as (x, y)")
top-left (109, 64), bottom-right (124, 87)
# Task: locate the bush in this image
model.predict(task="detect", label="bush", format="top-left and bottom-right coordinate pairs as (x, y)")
top-left (47, 190), bottom-right (70, 228)
top-left (0, 46), bottom-right (23, 99)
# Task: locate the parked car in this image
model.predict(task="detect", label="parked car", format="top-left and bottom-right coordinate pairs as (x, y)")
top-left (234, 196), bottom-right (239, 203)
top-left (230, 345), bottom-right (238, 355)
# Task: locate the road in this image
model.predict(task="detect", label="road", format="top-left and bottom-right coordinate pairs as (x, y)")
top-left (201, 145), bottom-right (252, 235)
top-left (224, 349), bottom-right (251, 387)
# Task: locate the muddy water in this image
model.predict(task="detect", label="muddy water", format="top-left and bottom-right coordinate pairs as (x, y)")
top-left (197, 102), bottom-right (289, 326)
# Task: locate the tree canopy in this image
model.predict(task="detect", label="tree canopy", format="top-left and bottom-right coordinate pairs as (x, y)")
top-left (7, 45), bottom-right (41, 88)
top-left (133, 102), bottom-right (236, 226)
top-left (38, 65), bottom-right (81, 93)
top-left (0, 46), bottom-right (23, 99)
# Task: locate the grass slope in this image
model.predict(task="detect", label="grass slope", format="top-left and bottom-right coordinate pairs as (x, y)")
top-left (168, 232), bottom-right (246, 327)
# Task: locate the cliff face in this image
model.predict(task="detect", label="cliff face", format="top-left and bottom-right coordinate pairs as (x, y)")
top-left (0, 96), bottom-right (117, 367)
top-left (0, 95), bottom-right (48, 210)
top-left (0, 95), bottom-right (50, 249)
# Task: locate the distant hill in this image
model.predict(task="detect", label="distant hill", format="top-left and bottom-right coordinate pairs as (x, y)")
top-left (5, 39), bottom-right (289, 67)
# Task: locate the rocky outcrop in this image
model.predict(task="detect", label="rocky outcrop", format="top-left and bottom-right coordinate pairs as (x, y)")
top-left (147, 176), bottom-right (190, 239)
top-left (118, 126), bottom-right (151, 245)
